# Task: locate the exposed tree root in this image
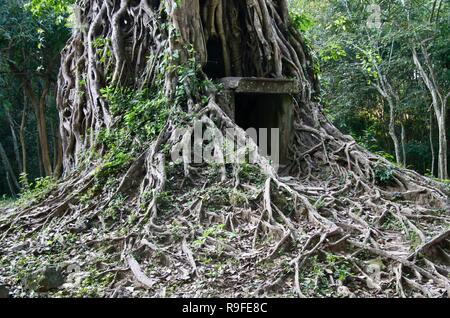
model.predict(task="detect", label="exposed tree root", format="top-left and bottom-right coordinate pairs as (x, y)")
top-left (1, 97), bottom-right (448, 297)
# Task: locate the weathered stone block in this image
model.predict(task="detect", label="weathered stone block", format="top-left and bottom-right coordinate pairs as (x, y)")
top-left (218, 77), bottom-right (298, 164)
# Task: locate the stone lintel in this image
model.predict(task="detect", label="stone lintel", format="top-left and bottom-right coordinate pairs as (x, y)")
top-left (219, 77), bottom-right (299, 95)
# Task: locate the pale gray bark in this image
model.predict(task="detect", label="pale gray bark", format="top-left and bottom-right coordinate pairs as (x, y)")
top-left (372, 72), bottom-right (402, 165)
top-left (5, 110), bottom-right (22, 174)
top-left (413, 46), bottom-right (448, 179)
top-left (429, 109), bottom-right (435, 177)
top-left (0, 141), bottom-right (19, 192)
top-left (401, 121), bottom-right (406, 167)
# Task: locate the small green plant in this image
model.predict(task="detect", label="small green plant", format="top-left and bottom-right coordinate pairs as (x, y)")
top-left (281, 259), bottom-right (294, 274)
top-left (92, 36), bottom-right (111, 63)
top-left (407, 230), bottom-right (421, 251)
top-left (17, 176), bottom-right (57, 205)
top-left (381, 214), bottom-right (403, 231)
top-left (238, 163), bottom-right (266, 185)
top-left (204, 262), bottom-right (225, 279)
top-left (272, 188), bottom-right (295, 218)
top-left (103, 195), bottom-right (126, 222)
top-left (374, 162), bottom-right (394, 186)
top-left (155, 191), bottom-right (173, 213)
top-left (19, 173), bottom-right (29, 189)
top-left (93, 151), bottom-right (132, 190)
top-left (313, 198), bottom-right (327, 210)
top-left (169, 220), bottom-right (184, 241)
top-left (300, 256), bottom-right (331, 295)
top-left (78, 187), bottom-right (96, 205)
top-left (204, 187), bottom-right (231, 210)
top-left (193, 224), bottom-right (226, 247)
top-left (325, 253), bottom-right (353, 283)
top-left (375, 151), bottom-right (396, 163)
top-left (100, 87), bottom-right (169, 142)
top-left (0, 195), bottom-right (15, 209)
top-left (75, 268), bottom-right (114, 298)
top-left (127, 211), bottom-right (138, 225)
top-left (229, 189), bottom-right (248, 207)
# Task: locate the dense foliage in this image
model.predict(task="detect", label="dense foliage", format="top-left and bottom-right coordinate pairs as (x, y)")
top-left (291, 0), bottom-right (449, 177)
top-left (0, 0), bottom-right (70, 196)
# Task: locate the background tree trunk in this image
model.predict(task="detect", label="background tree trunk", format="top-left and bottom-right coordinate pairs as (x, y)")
top-left (401, 121), bottom-right (406, 167)
top-left (412, 46), bottom-right (448, 179)
top-left (373, 73), bottom-right (402, 165)
top-left (5, 109), bottom-right (22, 174)
top-left (19, 98), bottom-right (28, 178)
top-left (36, 82), bottom-right (53, 177)
top-left (0, 141), bottom-right (19, 192)
top-left (429, 110), bottom-right (435, 176)
top-left (52, 118), bottom-right (63, 177)
top-left (20, 79), bottom-right (53, 177)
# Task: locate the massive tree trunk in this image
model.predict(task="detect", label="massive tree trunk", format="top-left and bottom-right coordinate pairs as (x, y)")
top-left (57, 0), bottom-right (318, 170)
top-left (1, 0), bottom-right (449, 298)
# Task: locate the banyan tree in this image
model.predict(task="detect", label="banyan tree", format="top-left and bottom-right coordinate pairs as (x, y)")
top-left (1, 0), bottom-right (449, 297)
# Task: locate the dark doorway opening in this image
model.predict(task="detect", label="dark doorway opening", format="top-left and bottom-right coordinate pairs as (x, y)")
top-left (235, 93), bottom-right (292, 163)
top-left (204, 38), bottom-right (225, 78)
